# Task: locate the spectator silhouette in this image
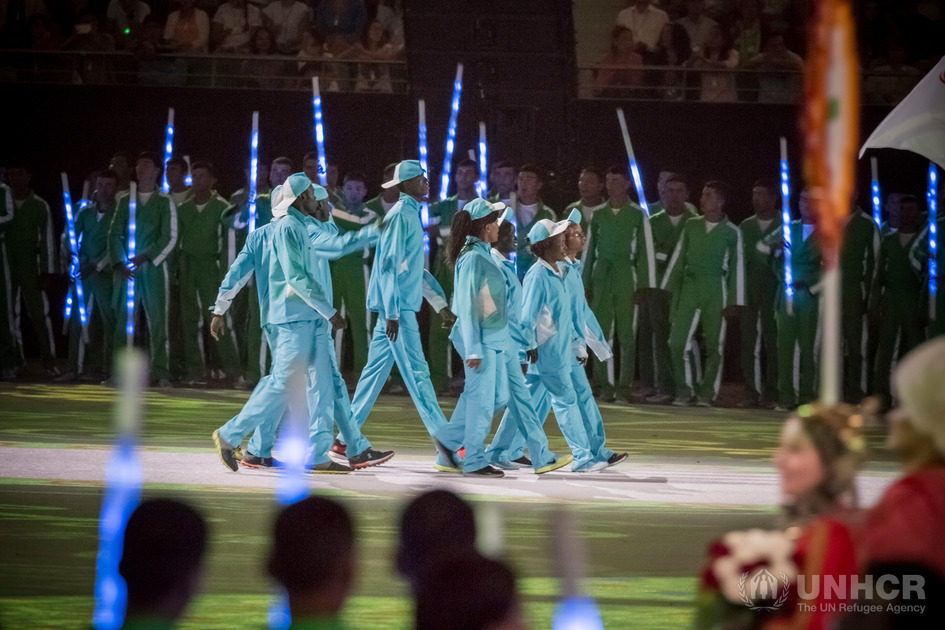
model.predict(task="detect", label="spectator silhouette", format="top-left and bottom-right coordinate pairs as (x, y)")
top-left (593, 25), bottom-right (644, 97)
top-left (267, 496), bottom-right (356, 627)
top-left (118, 498), bottom-right (208, 628)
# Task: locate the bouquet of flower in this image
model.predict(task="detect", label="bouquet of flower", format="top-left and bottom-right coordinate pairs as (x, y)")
top-left (693, 529), bottom-right (800, 630)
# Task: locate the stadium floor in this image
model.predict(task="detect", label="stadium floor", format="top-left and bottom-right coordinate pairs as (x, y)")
top-left (0, 383), bottom-right (899, 629)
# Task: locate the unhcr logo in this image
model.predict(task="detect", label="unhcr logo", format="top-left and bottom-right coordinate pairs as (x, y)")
top-left (738, 568), bottom-right (791, 611)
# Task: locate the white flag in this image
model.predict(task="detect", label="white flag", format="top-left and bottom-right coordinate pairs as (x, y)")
top-left (860, 56), bottom-right (945, 169)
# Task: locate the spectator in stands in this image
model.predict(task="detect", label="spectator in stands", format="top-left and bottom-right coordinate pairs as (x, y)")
top-left (374, 0), bottom-right (404, 47)
top-left (743, 33), bottom-right (803, 103)
top-left (61, 10), bottom-right (116, 84)
top-left (730, 0), bottom-right (763, 65)
top-left (396, 490), bottom-right (477, 593)
top-left (644, 21), bottom-right (691, 100)
top-left (25, 13), bottom-right (55, 49)
top-left (594, 25), bottom-right (644, 98)
top-left (686, 24), bottom-right (738, 102)
top-left (865, 39), bottom-right (921, 106)
top-left (353, 19), bottom-right (402, 92)
top-left (268, 497), bottom-right (357, 627)
top-left (119, 499), bottom-right (208, 628)
top-left (316, 0), bottom-right (366, 49)
top-left (856, 0), bottom-right (893, 69)
top-left (415, 555), bottom-right (528, 630)
top-left (212, 0), bottom-right (262, 53)
top-left (616, 0), bottom-right (670, 53)
top-left (0, 0), bottom-right (46, 48)
top-left (892, 0), bottom-right (939, 69)
top-left (296, 28), bottom-right (325, 83)
top-left (133, 14), bottom-right (183, 86)
top-left (262, 0), bottom-right (312, 54)
top-left (164, 0), bottom-right (210, 53)
top-left (106, 0), bottom-right (149, 49)
top-left (677, 0), bottom-right (718, 50)
top-left (240, 26), bottom-right (289, 89)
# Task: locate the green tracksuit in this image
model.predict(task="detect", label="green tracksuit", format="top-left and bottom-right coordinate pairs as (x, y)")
top-left (221, 192), bottom-right (273, 384)
top-left (0, 184), bottom-right (18, 372)
top-left (871, 230), bottom-right (925, 402)
top-left (739, 215), bottom-right (782, 404)
top-left (638, 207), bottom-right (697, 396)
top-left (108, 189), bottom-right (178, 381)
top-left (427, 195), bottom-right (473, 390)
top-left (663, 216), bottom-right (745, 402)
top-left (329, 204), bottom-right (378, 374)
top-left (0, 190), bottom-right (57, 363)
top-left (583, 200), bottom-right (656, 399)
top-left (910, 217), bottom-right (945, 339)
top-left (562, 200), bottom-right (608, 236)
top-left (166, 190), bottom-right (192, 381)
top-left (765, 221), bottom-right (822, 408)
top-left (512, 200), bottom-right (556, 280)
top-left (839, 210), bottom-right (880, 402)
top-left (64, 204), bottom-right (115, 376)
top-left (178, 192), bottom-right (240, 380)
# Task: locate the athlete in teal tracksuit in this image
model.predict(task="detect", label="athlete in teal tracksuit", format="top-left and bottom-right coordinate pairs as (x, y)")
top-left (490, 210), bottom-right (625, 470)
top-left (663, 182), bottom-right (745, 405)
top-left (433, 201), bottom-right (573, 476)
top-left (108, 153), bottom-right (178, 384)
top-left (211, 174), bottom-right (346, 473)
top-left (348, 161), bottom-right (454, 446)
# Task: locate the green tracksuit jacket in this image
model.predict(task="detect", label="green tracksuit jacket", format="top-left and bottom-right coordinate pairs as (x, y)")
top-left (739, 215), bottom-right (782, 404)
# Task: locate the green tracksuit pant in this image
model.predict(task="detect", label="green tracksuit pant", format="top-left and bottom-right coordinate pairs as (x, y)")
top-left (841, 288), bottom-right (868, 403)
top-left (775, 290), bottom-right (819, 408)
top-left (669, 278), bottom-right (726, 401)
top-left (741, 285), bottom-right (778, 404)
top-left (181, 254), bottom-right (241, 379)
top-left (330, 255), bottom-right (370, 373)
top-left (112, 262), bottom-right (171, 381)
top-left (590, 274), bottom-right (638, 399)
top-left (637, 289), bottom-right (674, 396)
top-left (428, 253), bottom-right (453, 391)
top-left (1, 257), bottom-right (56, 362)
top-left (65, 272), bottom-right (114, 376)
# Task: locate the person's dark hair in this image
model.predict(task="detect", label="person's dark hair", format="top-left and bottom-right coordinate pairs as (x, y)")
top-left (191, 161), bottom-right (213, 177)
top-left (665, 173), bottom-right (687, 186)
top-left (446, 209), bottom-right (499, 268)
top-left (343, 170), bottom-right (368, 185)
top-left (272, 156), bottom-right (294, 169)
top-left (497, 219), bottom-right (516, 245)
top-left (415, 554), bottom-right (519, 630)
top-left (518, 163), bottom-right (545, 182)
top-left (166, 156), bottom-right (187, 170)
top-left (456, 157), bottom-right (478, 171)
top-left (98, 168), bottom-right (120, 181)
top-left (119, 499), bottom-right (207, 607)
top-left (704, 180), bottom-right (731, 207)
top-left (580, 166), bottom-right (605, 181)
top-left (753, 178), bottom-right (780, 197)
top-left (607, 164), bottom-right (631, 180)
top-left (528, 235), bottom-right (558, 260)
top-left (396, 490), bottom-right (476, 587)
top-left (492, 160), bottom-right (516, 172)
top-left (899, 194), bottom-right (919, 206)
top-left (137, 151), bottom-right (163, 172)
top-left (110, 151), bottom-right (132, 164)
top-left (302, 152), bottom-right (318, 164)
top-left (268, 496), bottom-right (354, 593)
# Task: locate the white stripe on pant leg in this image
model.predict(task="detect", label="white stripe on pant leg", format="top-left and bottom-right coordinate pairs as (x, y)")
top-left (682, 310), bottom-right (701, 392)
top-left (607, 322), bottom-right (615, 386)
top-left (13, 287), bottom-right (24, 358)
top-left (40, 290), bottom-right (55, 355)
top-left (793, 339), bottom-right (800, 400)
top-left (712, 319), bottom-right (727, 399)
top-left (753, 313), bottom-right (762, 395)
top-left (162, 264), bottom-right (171, 369)
top-left (691, 337), bottom-right (703, 384)
top-left (860, 315), bottom-right (868, 393)
top-left (890, 329), bottom-right (902, 399)
top-left (195, 290), bottom-right (205, 371)
top-left (1, 243), bottom-right (18, 348)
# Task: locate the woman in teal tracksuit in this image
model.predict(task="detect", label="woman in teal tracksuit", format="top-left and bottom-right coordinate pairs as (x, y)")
top-left (433, 199), bottom-right (573, 476)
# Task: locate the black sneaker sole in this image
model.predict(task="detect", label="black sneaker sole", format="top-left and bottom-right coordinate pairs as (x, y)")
top-left (349, 450), bottom-right (395, 470)
top-left (212, 430), bottom-right (239, 472)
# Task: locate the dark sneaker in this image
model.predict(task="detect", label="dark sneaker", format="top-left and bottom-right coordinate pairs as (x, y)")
top-left (737, 398), bottom-right (759, 408)
top-left (464, 465), bottom-right (505, 477)
top-left (434, 452), bottom-right (461, 473)
top-left (645, 393), bottom-right (673, 405)
top-left (491, 459), bottom-right (519, 471)
top-left (240, 452), bottom-right (276, 469)
top-left (512, 456), bottom-right (531, 467)
top-left (433, 438), bottom-right (461, 468)
top-left (595, 392), bottom-right (616, 403)
top-left (348, 448), bottom-right (394, 470)
top-left (212, 430), bottom-right (239, 472)
top-left (695, 398), bottom-right (713, 408)
top-left (310, 461), bottom-right (351, 474)
top-left (535, 454), bottom-right (573, 474)
top-left (605, 452), bottom-right (628, 469)
top-left (672, 397), bottom-right (694, 407)
top-left (330, 439), bottom-right (347, 457)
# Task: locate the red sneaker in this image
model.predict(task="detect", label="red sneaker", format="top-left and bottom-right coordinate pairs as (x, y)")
top-left (330, 439), bottom-right (346, 457)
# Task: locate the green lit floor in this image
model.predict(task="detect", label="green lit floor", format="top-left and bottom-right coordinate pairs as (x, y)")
top-left (0, 383), bottom-right (897, 629)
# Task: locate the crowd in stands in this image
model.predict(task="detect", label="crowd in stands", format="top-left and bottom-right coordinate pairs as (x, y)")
top-left (593, 0), bottom-right (945, 103)
top-left (0, 0), bottom-right (405, 90)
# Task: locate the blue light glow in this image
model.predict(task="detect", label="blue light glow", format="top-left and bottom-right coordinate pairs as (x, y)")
top-left (780, 138), bottom-right (794, 307)
top-left (439, 65), bottom-right (464, 201)
top-left (184, 155), bottom-right (192, 187)
top-left (418, 99), bottom-right (430, 254)
top-left (161, 108), bottom-right (174, 194)
top-left (930, 162), bottom-right (939, 299)
top-left (552, 597), bottom-right (605, 630)
top-left (249, 112), bottom-right (259, 233)
top-left (61, 173), bottom-right (88, 327)
top-left (629, 163), bottom-right (650, 216)
top-left (870, 158), bottom-right (882, 228)
top-left (311, 78), bottom-right (327, 187)
top-left (125, 185), bottom-right (137, 342)
top-left (477, 122), bottom-right (488, 198)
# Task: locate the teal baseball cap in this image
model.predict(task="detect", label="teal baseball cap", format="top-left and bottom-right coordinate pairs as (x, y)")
top-left (462, 198), bottom-right (507, 220)
top-left (497, 206), bottom-right (513, 226)
top-left (566, 208), bottom-right (581, 224)
top-left (273, 172), bottom-right (314, 215)
top-left (527, 218), bottom-right (568, 244)
top-left (382, 160), bottom-right (425, 189)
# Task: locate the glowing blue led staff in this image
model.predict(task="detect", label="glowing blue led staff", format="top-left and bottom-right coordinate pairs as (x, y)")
top-left (248, 111), bottom-right (260, 233)
top-left (183, 155), bottom-right (193, 187)
top-left (929, 161), bottom-right (939, 321)
top-left (616, 108), bottom-right (650, 215)
top-left (780, 137), bottom-right (794, 316)
top-left (63, 178), bottom-right (90, 323)
top-left (91, 349), bottom-right (146, 630)
top-left (477, 122), bottom-right (488, 198)
top-left (161, 108), bottom-right (174, 193)
top-left (266, 369), bottom-right (310, 630)
top-left (870, 157), bottom-right (882, 229)
top-left (438, 63), bottom-right (464, 201)
top-left (311, 77), bottom-right (328, 187)
top-left (125, 182), bottom-right (137, 347)
top-left (418, 98), bottom-right (431, 258)
top-left (61, 172), bottom-right (89, 340)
